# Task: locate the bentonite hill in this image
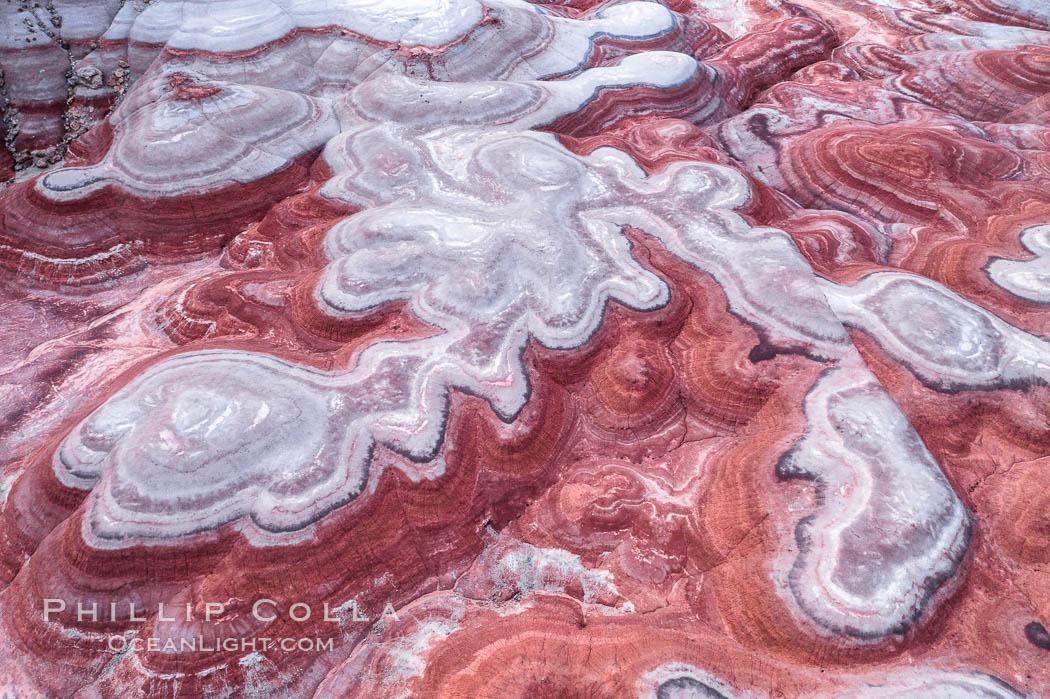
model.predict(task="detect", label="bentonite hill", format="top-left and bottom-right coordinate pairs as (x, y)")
top-left (0, 0), bottom-right (1049, 696)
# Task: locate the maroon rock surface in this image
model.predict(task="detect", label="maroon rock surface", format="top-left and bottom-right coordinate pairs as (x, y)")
top-left (1, 0), bottom-right (1048, 696)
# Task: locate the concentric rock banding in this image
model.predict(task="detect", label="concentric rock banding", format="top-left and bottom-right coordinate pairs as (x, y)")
top-left (0, 0), bottom-right (700, 286)
top-left (60, 123), bottom-right (834, 550)
top-left (2, 0), bottom-right (1049, 695)
top-left (987, 224), bottom-right (1050, 303)
top-left (777, 364), bottom-right (970, 639)
top-left (822, 271), bottom-right (1050, 392)
top-left (0, 68), bottom-right (337, 284)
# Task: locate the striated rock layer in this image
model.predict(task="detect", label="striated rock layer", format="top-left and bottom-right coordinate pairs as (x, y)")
top-left (0, 0), bottom-right (1048, 696)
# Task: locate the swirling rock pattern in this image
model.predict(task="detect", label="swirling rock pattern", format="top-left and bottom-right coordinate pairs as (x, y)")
top-left (0, 0), bottom-right (1048, 696)
top-left (777, 364), bottom-right (970, 639)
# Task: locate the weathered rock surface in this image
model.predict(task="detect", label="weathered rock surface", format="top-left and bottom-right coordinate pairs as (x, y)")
top-left (0, 0), bottom-right (1048, 696)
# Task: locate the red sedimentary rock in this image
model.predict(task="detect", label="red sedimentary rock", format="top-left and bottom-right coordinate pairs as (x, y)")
top-left (0, 0), bottom-right (1048, 696)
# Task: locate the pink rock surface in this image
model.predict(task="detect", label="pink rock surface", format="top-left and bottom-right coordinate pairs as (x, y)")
top-left (0, 0), bottom-right (1048, 696)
